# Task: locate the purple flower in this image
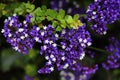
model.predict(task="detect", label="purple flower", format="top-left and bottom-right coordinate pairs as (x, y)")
top-left (87, 0), bottom-right (120, 34)
top-left (1, 14), bottom-right (35, 54)
top-left (102, 37), bottom-right (120, 70)
top-left (2, 14), bottom-right (93, 74)
top-left (81, 64), bottom-right (98, 74)
top-left (51, 0), bottom-right (85, 15)
top-left (60, 70), bottom-right (91, 80)
top-left (34, 24), bottom-right (92, 74)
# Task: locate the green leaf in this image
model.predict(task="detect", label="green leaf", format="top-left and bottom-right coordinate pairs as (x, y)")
top-left (65, 15), bottom-right (74, 24)
top-left (56, 26), bottom-right (62, 31)
top-left (69, 24), bottom-right (74, 28)
top-left (59, 9), bottom-right (65, 18)
top-left (26, 3), bottom-right (35, 13)
top-left (45, 9), bottom-right (57, 18)
top-left (57, 9), bottom-right (65, 20)
top-left (52, 21), bottom-right (58, 27)
top-left (60, 20), bottom-right (66, 28)
top-left (35, 7), bottom-right (45, 16)
top-left (31, 16), bottom-right (36, 23)
top-left (47, 16), bottom-right (53, 21)
top-left (14, 3), bottom-right (25, 15)
top-left (73, 14), bottom-right (80, 21)
top-left (36, 16), bottom-right (45, 23)
top-left (26, 4), bottom-right (35, 13)
top-left (14, 2), bottom-right (35, 15)
top-left (41, 5), bottom-right (47, 11)
top-left (15, 8), bottom-right (24, 15)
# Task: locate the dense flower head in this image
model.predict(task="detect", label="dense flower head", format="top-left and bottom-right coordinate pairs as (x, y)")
top-left (2, 13), bottom-right (93, 74)
top-left (51, 0), bottom-right (85, 15)
top-left (87, 0), bottom-right (120, 34)
top-left (81, 64), bottom-right (98, 74)
top-left (30, 24), bottom-right (92, 73)
top-left (102, 37), bottom-right (120, 70)
top-left (1, 14), bottom-right (34, 54)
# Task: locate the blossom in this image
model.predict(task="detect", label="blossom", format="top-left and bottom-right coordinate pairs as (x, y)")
top-left (2, 14), bottom-right (93, 74)
top-left (102, 37), bottom-right (120, 70)
top-left (51, 0), bottom-right (85, 15)
top-left (1, 14), bottom-right (34, 54)
top-left (33, 24), bottom-right (92, 73)
top-left (60, 70), bottom-right (91, 80)
top-left (87, 0), bottom-right (120, 34)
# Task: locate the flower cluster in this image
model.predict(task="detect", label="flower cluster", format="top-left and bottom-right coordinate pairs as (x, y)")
top-left (51, 0), bottom-right (85, 15)
top-left (81, 65), bottom-right (98, 74)
top-left (87, 0), bottom-right (120, 35)
top-left (1, 14), bottom-right (34, 54)
top-left (34, 24), bottom-right (92, 73)
top-left (60, 70), bottom-right (91, 80)
top-left (2, 13), bottom-right (92, 73)
top-left (102, 37), bottom-right (120, 70)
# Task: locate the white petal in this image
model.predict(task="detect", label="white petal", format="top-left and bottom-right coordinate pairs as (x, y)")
top-left (49, 40), bottom-right (53, 44)
top-left (87, 42), bottom-right (92, 46)
top-left (43, 26), bottom-right (47, 30)
top-left (13, 46), bottom-right (18, 51)
top-left (23, 21), bottom-right (27, 24)
top-left (52, 58), bottom-right (56, 62)
top-left (63, 64), bottom-right (69, 69)
top-left (20, 36), bottom-right (25, 40)
top-left (50, 67), bottom-right (54, 71)
top-left (80, 52), bottom-right (85, 60)
top-left (36, 27), bottom-right (40, 31)
top-left (50, 54), bottom-right (54, 58)
top-left (8, 33), bottom-right (12, 37)
top-left (25, 34), bottom-right (28, 37)
top-left (13, 13), bottom-right (17, 16)
top-left (41, 32), bottom-right (44, 36)
top-left (43, 45), bottom-right (47, 50)
top-left (83, 39), bottom-right (87, 43)
top-left (45, 39), bottom-right (49, 44)
top-left (1, 29), bottom-right (5, 33)
top-left (45, 56), bottom-right (49, 60)
top-left (61, 56), bottom-right (65, 61)
top-left (55, 34), bottom-right (59, 38)
top-left (62, 45), bottom-right (66, 49)
top-left (93, 11), bottom-right (96, 15)
top-left (52, 43), bottom-right (57, 47)
top-left (48, 61), bottom-right (52, 65)
top-left (79, 38), bottom-right (83, 43)
top-left (18, 28), bottom-right (24, 32)
top-left (34, 37), bottom-right (39, 41)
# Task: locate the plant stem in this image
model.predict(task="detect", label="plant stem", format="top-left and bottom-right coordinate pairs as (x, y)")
top-left (87, 46), bottom-right (111, 54)
top-left (79, 14), bottom-right (87, 18)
